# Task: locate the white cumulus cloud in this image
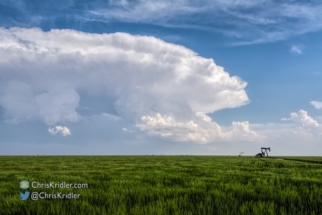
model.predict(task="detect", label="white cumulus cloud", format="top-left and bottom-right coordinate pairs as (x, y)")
top-left (282, 110), bottom-right (322, 135)
top-left (310, 101), bottom-right (322, 109)
top-left (48, 126), bottom-right (71, 136)
top-left (0, 27), bottom-right (259, 143)
top-left (137, 113), bottom-right (263, 143)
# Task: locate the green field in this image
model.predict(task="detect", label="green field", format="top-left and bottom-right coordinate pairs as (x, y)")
top-left (1, 156), bottom-right (322, 215)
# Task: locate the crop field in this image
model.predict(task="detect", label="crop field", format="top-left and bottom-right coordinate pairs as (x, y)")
top-left (0, 156), bottom-right (322, 215)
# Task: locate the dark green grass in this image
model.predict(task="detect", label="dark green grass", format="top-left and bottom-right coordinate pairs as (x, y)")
top-left (0, 156), bottom-right (322, 215)
top-left (280, 156), bottom-right (322, 165)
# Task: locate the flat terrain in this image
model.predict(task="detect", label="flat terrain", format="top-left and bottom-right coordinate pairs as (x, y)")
top-left (0, 156), bottom-right (322, 215)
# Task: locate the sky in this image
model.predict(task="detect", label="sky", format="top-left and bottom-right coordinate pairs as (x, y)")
top-left (0, 0), bottom-right (321, 156)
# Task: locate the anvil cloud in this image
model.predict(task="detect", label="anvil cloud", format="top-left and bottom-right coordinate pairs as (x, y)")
top-left (0, 27), bottom-right (260, 143)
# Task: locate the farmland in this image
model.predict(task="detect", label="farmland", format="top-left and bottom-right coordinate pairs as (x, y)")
top-left (0, 156), bottom-right (322, 215)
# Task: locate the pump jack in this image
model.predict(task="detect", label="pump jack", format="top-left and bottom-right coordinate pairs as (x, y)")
top-left (255, 147), bottom-right (271, 158)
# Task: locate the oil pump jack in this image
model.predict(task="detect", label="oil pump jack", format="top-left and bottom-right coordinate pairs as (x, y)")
top-left (255, 147), bottom-right (271, 158)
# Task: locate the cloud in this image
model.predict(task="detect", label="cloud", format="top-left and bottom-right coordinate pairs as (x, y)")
top-left (291, 46), bottom-right (302, 54)
top-left (2, 1), bottom-right (322, 44)
top-left (310, 101), bottom-right (322, 109)
top-left (0, 27), bottom-right (258, 143)
top-left (137, 113), bottom-right (263, 143)
top-left (227, 121), bottom-right (264, 141)
top-left (282, 110), bottom-right (322, 135)
top-left (48, 126), bottom-right (71, 136)
top-left (101, 113), bottom-right (123, 121)
top-left (0, 82), bottom-right (80, 125)
top-left (76, 1), bottom-right (322, 44)
top-left (122, 127), bottom-right (133, 132)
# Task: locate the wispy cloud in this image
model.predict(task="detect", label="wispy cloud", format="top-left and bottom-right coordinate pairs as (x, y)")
top-left (291, 46), bottom-right (302, 54)
top-left (86, 0), bottom-right (322, 45)
top-left (101, 113), bottom-right (123, 121)
top-left (1, 0), bottom-right (322, 45)
top-left (122, 127), bottom-right (133, 132)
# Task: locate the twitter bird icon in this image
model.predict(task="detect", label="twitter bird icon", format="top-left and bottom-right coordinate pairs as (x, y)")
top-left (20, 191), bottom-right (30, 200)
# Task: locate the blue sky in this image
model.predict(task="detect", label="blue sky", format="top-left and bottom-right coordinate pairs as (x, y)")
top-left (0, 0), bottom-right (321, 155)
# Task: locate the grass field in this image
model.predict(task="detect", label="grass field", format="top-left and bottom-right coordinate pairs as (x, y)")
top-left (0, 156), bottom-right (322, 215)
